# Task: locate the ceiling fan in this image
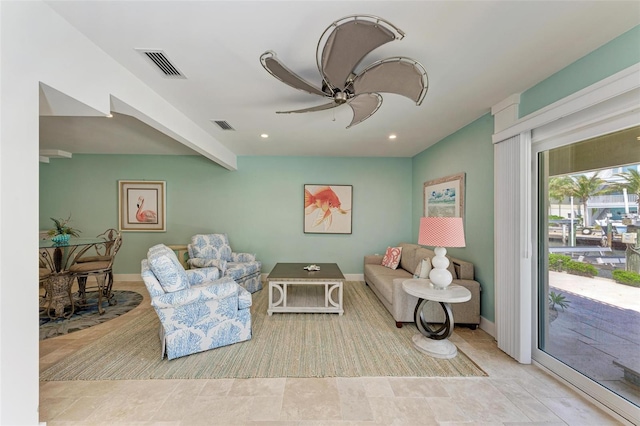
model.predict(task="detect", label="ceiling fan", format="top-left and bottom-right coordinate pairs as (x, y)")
top-left (260, 15), bottom-right (428, 128)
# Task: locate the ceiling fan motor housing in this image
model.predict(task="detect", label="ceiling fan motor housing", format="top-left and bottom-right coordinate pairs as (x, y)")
top-left (334, 91), bottom-right (348, 104)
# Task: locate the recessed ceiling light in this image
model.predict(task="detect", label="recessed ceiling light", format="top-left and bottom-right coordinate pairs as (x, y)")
top-left (106, 114), bottom-right (113, 118)
top-left (388, 134), bottom-right (397, 140)
top-left (260, 133), bottom-right (269, 139)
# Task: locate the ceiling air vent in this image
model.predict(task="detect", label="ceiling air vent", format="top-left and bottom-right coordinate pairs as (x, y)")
top-left (136, 49), bottom-right (186, 79)
top-left (212, 120), bottom-right (235, 131)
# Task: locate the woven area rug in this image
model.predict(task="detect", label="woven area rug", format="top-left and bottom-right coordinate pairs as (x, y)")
top-left (40, 290), bottom-right (143, 340)
top-left (40, 281), bottom-right (485, 381)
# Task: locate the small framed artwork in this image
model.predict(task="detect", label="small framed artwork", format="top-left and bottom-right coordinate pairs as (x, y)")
top-left (423, 172), bottom-right (465, 219)
top-left (118, 180), bottom-right (166, 232)
top-left (304, 184), bottom-right (352, 234)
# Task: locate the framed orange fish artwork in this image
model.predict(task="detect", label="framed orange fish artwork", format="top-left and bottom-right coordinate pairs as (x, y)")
top-left (304, 184), bottom-right (353, 234)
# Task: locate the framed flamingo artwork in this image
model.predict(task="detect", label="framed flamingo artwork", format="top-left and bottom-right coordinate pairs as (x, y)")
top-left (304, 184), bottom-right (352, 234)
top-left (118, 180), bottom-right (166, 232)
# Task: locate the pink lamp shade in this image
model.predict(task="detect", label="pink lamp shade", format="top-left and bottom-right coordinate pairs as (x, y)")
top-left (418, 217), bottom-right (466, 248)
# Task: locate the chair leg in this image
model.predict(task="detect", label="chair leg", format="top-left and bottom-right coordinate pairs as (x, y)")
top-left (105, 271), bottom-right (116, 306)
top-left (95, 275), bottom-right (107, 315)
top-left (76, 276), bottom-right (88, 305)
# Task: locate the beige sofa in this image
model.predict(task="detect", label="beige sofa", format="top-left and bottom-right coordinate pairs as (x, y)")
top-left (364, 242), bottom-right (481, 329)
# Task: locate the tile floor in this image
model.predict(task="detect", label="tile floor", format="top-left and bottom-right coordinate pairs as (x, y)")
top-left (40, 281), bottom-right (626, 425)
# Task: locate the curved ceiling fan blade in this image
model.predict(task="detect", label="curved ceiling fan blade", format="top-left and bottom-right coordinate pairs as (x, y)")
top-left (260, 51), bottom-right (327, 97)
top-left (276, 101), bottom-right (339, 114)
top-left (318, 16), bottom-right (400, 91)
top-left (352, 57), bottom-right (428, 105)
top-left (345, 93), bottom-right (382, 128)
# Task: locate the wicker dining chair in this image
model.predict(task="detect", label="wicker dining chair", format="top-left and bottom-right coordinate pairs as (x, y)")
top-left (39, 257), bottom-right (52, 315)
top-left (69, 229), bottom-right (122, 314)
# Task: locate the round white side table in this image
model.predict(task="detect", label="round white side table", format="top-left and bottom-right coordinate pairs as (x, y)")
top-left (402, 279), bottom-right (471, 359)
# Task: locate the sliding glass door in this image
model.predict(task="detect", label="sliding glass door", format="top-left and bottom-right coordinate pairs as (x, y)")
top-left (535, 127), bottom-right (640, 414)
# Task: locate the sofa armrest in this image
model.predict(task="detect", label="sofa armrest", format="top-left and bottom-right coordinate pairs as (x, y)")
top-left (364, 255), bottom-right (384, 265)
top-left (151, 277), bottom-right (238, 308)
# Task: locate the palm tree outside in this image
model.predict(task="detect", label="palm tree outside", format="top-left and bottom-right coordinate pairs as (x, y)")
top-left (549, 176), bottom-right (574, 217)
top-left (614, 169), bottom-right (640, 210)
top-left (569, 172), bottom-right (609, 227)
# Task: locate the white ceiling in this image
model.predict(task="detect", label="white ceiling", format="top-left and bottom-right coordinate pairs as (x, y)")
top-left (40, 1), bottom-right (640, 161)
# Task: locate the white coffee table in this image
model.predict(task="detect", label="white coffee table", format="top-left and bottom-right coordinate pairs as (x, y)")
top-left (267, 263), bottom-right (345, 315)
top-left (402, 279), bottom-right (471, 359)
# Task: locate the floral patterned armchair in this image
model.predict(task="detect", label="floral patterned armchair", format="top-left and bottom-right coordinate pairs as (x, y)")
top-left (141, 244), bottom-right (252, 360)
top-left (187, 233), bottom-right (262, 293)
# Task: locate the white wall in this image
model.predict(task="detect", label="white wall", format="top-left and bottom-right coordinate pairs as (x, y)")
top-left (0, 2), bottom-right (234, 423)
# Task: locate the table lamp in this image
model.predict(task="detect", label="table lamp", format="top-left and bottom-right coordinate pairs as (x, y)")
top-left (418, 216), bottom-right (466, 289)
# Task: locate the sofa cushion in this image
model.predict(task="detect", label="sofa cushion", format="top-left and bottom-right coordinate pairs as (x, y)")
top-left (365, 264), bottom-right (411, 304)
top-left (381, 246), bottom-right (402, 269)
top-left (147, 244), bottom-right (190, 293)
top-left (399, 243), bottom-right (418, 272)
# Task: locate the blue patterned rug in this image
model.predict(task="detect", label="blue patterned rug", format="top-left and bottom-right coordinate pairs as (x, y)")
top-left (39, 290), bottom-right (143, 340)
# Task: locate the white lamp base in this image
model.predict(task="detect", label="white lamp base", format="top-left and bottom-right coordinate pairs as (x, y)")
top-left (429, 246), bottom-right (452, 289)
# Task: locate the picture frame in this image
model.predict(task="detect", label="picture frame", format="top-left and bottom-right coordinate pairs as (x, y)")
top-left (423, 172), bottom-right (465, 219)
top-left (304, 184), bottom-right (352, 234)
top-left (118, 180), bottom-right (166, 232)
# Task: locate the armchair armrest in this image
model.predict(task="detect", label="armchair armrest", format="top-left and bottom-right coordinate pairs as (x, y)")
top-left (232, 252), bottom-right (256, 262)
top-left (151, 277), bottom-right (238, 309)
top-left (364, 255), bottom-right (384, 265)
top-left (186, 265), bottom-right (222, 284)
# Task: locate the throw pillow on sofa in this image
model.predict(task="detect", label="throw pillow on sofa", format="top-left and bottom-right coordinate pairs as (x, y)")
top-left (381, 246), bottom-right (402, 269)
top-left (413, 257), bottom-right (431, 278)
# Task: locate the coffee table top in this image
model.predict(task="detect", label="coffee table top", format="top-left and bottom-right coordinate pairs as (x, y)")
top-left (267, 263), bottom-right (345, 281)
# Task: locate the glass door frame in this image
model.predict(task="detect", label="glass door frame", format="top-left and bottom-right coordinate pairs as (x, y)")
top-left (531, 138), bottom-right (639, 424)
top-left (490, 64), bottom-right (640, 423)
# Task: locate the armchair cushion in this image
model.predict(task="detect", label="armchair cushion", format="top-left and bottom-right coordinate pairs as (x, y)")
top-left (186, 266), bottom-right (221, 285)
top-left (225, 261), bottom-right (261, 282)
top-left (187, 257), bottom-right (227, 273)
top-left (147, 244), bottom-right (190, 293)
top-left (188, 233), bottom-right (232, 262)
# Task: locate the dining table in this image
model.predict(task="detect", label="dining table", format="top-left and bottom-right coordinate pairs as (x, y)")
top-left (39, 236), bottom-right (116, 319)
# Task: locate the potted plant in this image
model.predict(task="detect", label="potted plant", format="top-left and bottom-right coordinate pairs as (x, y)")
top-left (48, 216), bottom-right (81, 244)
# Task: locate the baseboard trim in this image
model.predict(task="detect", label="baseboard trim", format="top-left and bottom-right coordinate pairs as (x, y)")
top-left (345, 273), bottom-right (364, 281)
top-left (114, 273), bottom-right (143, 282)
top-left (479, 317), bottom-right (496, 338)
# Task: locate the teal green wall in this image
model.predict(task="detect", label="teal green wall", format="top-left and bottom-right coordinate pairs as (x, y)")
top-left (520, 25), bottom-right (640, 117)
top-left (40, 155), bottom-right (412, 275)
top-left (412, 114), bottom-right (495, 321)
